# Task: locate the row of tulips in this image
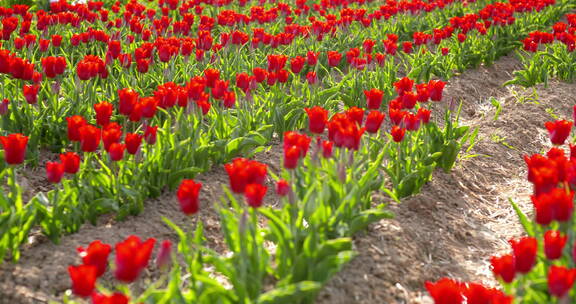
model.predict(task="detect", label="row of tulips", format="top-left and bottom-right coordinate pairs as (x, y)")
top-left (0, 0), bottom-right (572, 265)
top-left (0, 0), bottom-right (569, 155)
top-left (426, 109), bottom-right (576, 303)
top-left (60, 96), bottom-right (469, 303)
top-left (509, 14), bottom-right (576, 87)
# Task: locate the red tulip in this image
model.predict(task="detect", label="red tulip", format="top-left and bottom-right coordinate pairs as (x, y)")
top-left (306, 51), bottom-right (318, 66)
top-left (391, 126), bottom-right (406, 142)
top-left (284, 131), bottom-right (312, 157)
top-left (490, 254), bottom-right (516, 283)
top-left (125, 133), bottom-right (142, 155)
top-left (544, 230), bottom-right (567, 260)
top-left (68, 264), bottom-right (98, 298)
top-left (290, 56), bottom-right (305, 74)
top-left (428, 80), bottom-right (446, 102)
top-left (204, 68), bottom-right (220, 88)
top-left (141, 96), bottom-right (159, 118)
top-left (441, 47), bottom-right (449, 56)
top-left (223, 91), bottom-right (236, 108)
top-left (114, 235), bottom-right (156, 283)
top-left (327, 51), bottom-right (342, 67)
top-left (92, 292), bottom-right (130, 304)
top-left (509, 237), bottom-right (537, 274)
top-left (108, 143), bottom-right (125, 161)
top-left (23, 84), bottom-right (39, 104)
top-left (60, 152), bottom-right (80, 174)
top-left (548, 265), bottom-right (576, 298)
top-left (401, 92), bottom-right (417, 109)
top-left (306, 71), bottom-right (317, 85)
top-left (394, 77), bottom-right (414, 95)
top-left (224, 158), bottom-right (268, 194)
top-left (321, 140), bottom-right (333, 158)
top-left (77, 240), bottom-right (112, 277)
top-left (545, 120), bottom-right (573, 145)
top-left (364, 88), bottom-right (384, 110)
top-left (117, 88), bottom-right (139, 116)
top-left (276, 179), bottom-right (290, 197)
top-left (531, 188), bottom-right (574, 224)
top-left (402, 41), bottom-right (413, 53)
top-left (252, 67), bottom-right (267, 83)
top-left (177, 179), bottom-right (202, 215)
top-left (66, 115), bottom-right (86, 142)
top-left (284, 145), bottom-right (301, 169)
top-left (0, 133), bottom-right (28, 165)
top-left (418, 108), bottom-right (431, 124)
top-left (155, 240), bottom-right (172, 270)
top-left (52, 35), bottom-right (62, 47)
top-left (346, 107), bottom-right (364, 126)
top-left (365, 111), bottom-right (385, 134)
top-left (94, 101), bottom-right (113, 127)
top-left (79, 125), bottom-right (101, 152)
top-left (236, 72), bottom-right (254, 93)
top-left (144, 126), bottom-right (158, 145)
top-left (304, 106), bottom-right (328, 134)
top-left (425, 278), bottom-right (464, 304)
top-left (245, 183), bottom-right (267, 208)
top-left (46, 161), bottom-right (65, 183)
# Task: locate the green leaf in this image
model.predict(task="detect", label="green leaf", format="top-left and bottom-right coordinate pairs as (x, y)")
top-left (257, 281), bottom-right (322, 304)
top-left (510, 198), bottom-right (535, 237)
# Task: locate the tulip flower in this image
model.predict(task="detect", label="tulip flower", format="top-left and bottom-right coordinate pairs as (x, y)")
top-left (290, 56), bottom-right (305, 74)
top-left (490, 254), bottom-right (516, 283)
top-left (94, 101), bottom-right (113, 127)
top-left (509, 237), bottom-right (537, 274)
top-left (245, 183), bottom-right (267, 208)
top-left (548, 266), bottom-right (576, 298)
top-left (23, 84), bottom-right (39, 104)
top-left (108, 143), bottom-right (125, 161)
top-left (364, 89), bottom-right (384, 110)
top-left (117, 88), bottom-right (139, 116)
top-left (46, 161), bottom-right (65, 183)
top-left (284, 145), bottom-right (301, 169)
top-left (428, 80), bottom-right (446, 102)
top-left (306, 71), bottom-right (317, 85)
top-left (0, 133), bottom-right (28, 165)
top-left (224, 158), bottom-right (268, 194)
top-left (114, 235), bottom-right (156, 283)
top-left (59, 152), bottom-right (80, 174)
top-left (176, 179), bottom-right (202, 215)
top-left (304, 106), bottom-right (328, 134)
top-left (144, 126), bottom-right (158, 145)
top-left (327, 51), bottom-right (342, 67)
top-left (545, 120), bottom-right (573, 145)
top-left (79, 125), bottom-right (101, 152)
top-left (321, 140), bottom-right (333, 158)
top-left (276, 179), bottom-right (290, 197)
top-left (365, 111), bottom-right (385, 134)
top-left (394, 77), bottom-right (414, 95)
top-left (155, 240), bottom-right (172, 270)
top-left (125, 133), bottom-right (142, 155)
top-left (425, 278), bottom-right (464, 304)
top-left (391, 126), bottom-right (406, 142)
top-left (68, 264), bottom-right (98, 298)
top-left (544, 230), bottom-right (567, 260)
top-left (77, 240), bottom-right (112, 277)
top-left (92, 292), bottom-right (130, 304)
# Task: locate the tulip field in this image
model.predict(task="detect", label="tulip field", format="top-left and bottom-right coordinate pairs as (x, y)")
top-left (1, 0), bottom-right (576, 302)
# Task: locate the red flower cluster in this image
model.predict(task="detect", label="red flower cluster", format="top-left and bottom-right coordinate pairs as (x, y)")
top-left (224, 158), bottom-right (268, 207)
top-left (283, 131), bottom-right (311, 169)
top-left (426, 278), bottom-right (512, 304)
top-left (68, 235), bottom-right (163, 300)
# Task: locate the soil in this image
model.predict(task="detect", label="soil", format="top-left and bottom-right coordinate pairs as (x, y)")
top-left (1, 55), bottom-right (576, 304)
